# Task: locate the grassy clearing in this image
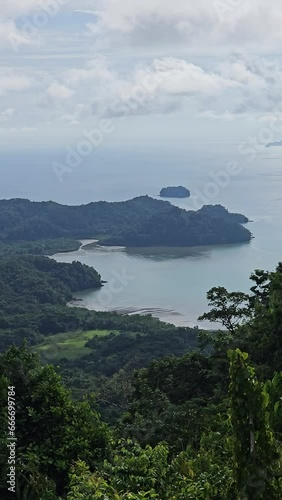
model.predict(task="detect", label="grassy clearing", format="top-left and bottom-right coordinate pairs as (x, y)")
top-left (36, 329), bottom-right (111, 361)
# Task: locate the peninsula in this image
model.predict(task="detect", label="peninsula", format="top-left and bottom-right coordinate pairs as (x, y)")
top-left (0, 196), bottom-right (252, 248)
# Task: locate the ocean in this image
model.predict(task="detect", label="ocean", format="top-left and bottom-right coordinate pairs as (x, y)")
top-left (2, 141), bottom-right (282, 327)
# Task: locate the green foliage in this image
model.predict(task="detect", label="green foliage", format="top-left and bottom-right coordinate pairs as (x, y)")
top-left (0, 345), bottom-right (111, 497)
top-left (0, 196), bottom-right (251, 246)
top-left (228, 349), bottom-right (281, 499)
top-left (66, 438), bottom-right (234, 500)
top-left (264, 372), bottom-right (282, 438)
top-left (67, 459), bottom-right (157, 499)
top-left (104, 440), bottom-right (170, 494)
top-left (198, 204), bottom-right (249, 224)
top-left (0, 238), bottom-right (81, 257)
top-left (1, 225), bottom-right (282, 500)
top-left (121, 352), bottom-right (227, 450)
top-left (198, 286), bottom-right (251, 333)
top-left (0, 255), bottom-right (102, 349)
top-left (231, 264), bottom-right (282, 374)
top-left (199, 264), bottom-right (282, 374)
top-left (71, 327), bottom-right (198, 377)
top-left (36, 329), bottom-right (111, 361)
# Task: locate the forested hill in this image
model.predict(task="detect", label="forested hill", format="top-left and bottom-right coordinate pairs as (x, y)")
top-left (1, 264), bottom-right (282, 498)
top-left (0, 256), bottom-right (102, 349)
top-left (0, 196), bottom-right (251, 247)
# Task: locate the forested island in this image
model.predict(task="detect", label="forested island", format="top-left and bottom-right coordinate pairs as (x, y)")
top-left (0, 196), bottom-right (251, 248)
top-left (159, 186), bottom-right (191, 198)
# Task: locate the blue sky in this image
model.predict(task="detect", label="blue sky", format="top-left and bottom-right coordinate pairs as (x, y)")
top-left (1, 0), bottom-right (282, 149)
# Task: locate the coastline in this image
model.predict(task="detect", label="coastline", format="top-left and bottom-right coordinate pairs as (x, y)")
top-left (79, 239), bottom-right (99, 250)
top-left (52, 238), bottom-right (254, 330)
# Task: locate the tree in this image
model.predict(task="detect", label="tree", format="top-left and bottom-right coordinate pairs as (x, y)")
top-left (228, 349), bottom-right (281, 499)
top-left (264, 372), bottom-right (282, 439)
top-left (199, 287), bottom-right (251, 334)
top-left (0, 344), bottom-right (111, 498)
top-left (249, 269), bottom-right (271, 307)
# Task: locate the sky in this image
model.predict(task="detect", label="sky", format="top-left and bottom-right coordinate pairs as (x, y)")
top-left (1, 0), bottom-right (282, 149)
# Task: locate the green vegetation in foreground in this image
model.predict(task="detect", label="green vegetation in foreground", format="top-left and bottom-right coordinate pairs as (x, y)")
top-left (2, 228), bottom-right (282, 497)
top-left (0, 240), bottom-right (282, 497)
top-left (36, 329), bottom-right (112, 361)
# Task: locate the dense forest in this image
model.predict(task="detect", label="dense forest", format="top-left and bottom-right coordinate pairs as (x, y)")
top-left (1, 242), bottom-right (282, 497)
top-left (0, 239), bottom-right (81, 257)
top-left (0, 199), bottom-right (281, 499)
top-left (0, 196), bottom-right (251, 247)
top-left (0, 255), bottom-right (103, 350)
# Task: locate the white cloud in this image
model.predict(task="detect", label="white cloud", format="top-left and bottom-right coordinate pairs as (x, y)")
top-left (87, 0), bottom-right (282, 55)
top-left (0, 72), bottom-right (32, 95)
top-left (74, 10), bottom-right (103, 15)
top-left (0, 20), bottom-right (34, 49)
top-left (0, 0), bottom-right (42, 18)
top-left (1, 1), bottom-right (282, 139)
top-left (146, 58), bottom-right (238, 96)
top-left (97, 57), bottom-right (240, 117)
top-left (64, 57), bottom-right (113, 86)
top-left (47, 82), bottom-right (74, 99)
top-left (0, 126), bottom-right (37, 133)
top-left (2, 0), bottom-right (282, 55)
top-left (197, 110), bottom-right (237, 121)
top-left (12, 54), bottom-right (282, 125)
top-left (0, 108), bottom-right (15, 118)
top-left (60, 103), bottom-right (88, 124)
top-left (0, 0), bottom-right (103, 20)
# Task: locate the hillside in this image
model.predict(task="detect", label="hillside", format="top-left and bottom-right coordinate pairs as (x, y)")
top-left (0, 256), bottom-right (102, 349)
top-left (1, 264), bottom-right (282, 498)
top-left (0, 196), bottom-right (252, 247)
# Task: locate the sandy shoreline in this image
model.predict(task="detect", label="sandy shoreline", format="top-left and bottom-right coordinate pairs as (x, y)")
top-left (79, 239), bottom-right (99, 250)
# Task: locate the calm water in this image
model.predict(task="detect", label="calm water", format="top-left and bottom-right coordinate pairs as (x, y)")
top-left (50, 143), bottom-right (282, 327)
top-left (1, 143), bottom-right (282, 327)
top-left (53, 218), bottom-right (282, 327)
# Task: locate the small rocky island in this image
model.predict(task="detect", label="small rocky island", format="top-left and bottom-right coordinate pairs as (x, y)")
top-left (159, 186), bottom-right (191, 198)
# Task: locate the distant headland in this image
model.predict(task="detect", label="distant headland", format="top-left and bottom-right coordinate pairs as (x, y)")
top-left (265, 140), bottom-right (282, 148)
top-left (159, 186), bottom-right (191, 198)
top-left (198, 204), bottom-right (249, 224)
